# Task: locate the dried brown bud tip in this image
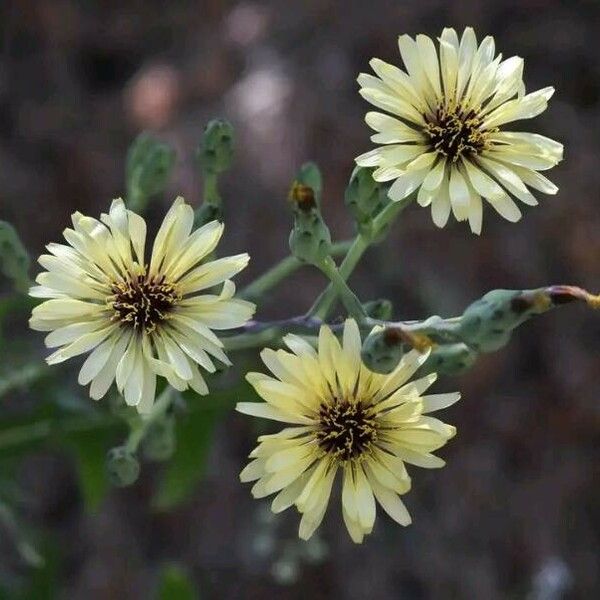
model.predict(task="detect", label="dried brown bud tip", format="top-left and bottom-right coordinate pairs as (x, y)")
top-left (383, 327), bottom-right (403, 347)
top-left (547, 285), bottom-right (581, 305)
top-left (288, 181), bottom-right (317, 211)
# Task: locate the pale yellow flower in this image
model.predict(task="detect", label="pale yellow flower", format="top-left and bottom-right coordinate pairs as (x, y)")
top-left (237, 320), bottom-right (459, 543)
top-left (29, 197), bottom-right (254, 412)
top-left (356, 27), bottom-right (563, 233)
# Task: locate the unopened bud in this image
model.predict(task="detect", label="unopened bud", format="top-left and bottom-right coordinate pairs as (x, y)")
top-left (458, 289), bottom-right (545, 352)
top-left (296, 162), bottom-right (322, 207)
top-left (362, 298), bottom-right (393, 321)
top-left (106, 446), bottom-right (140, 487)
top-left (344, 167), bottom-right (390, 236)
top-left (126, 133), bottom-right (175, 211)
top-left (418, 343), bottom-right (477, 376)
top-left (193, 202), bottom-right (223, 228)
top-left (197, 119), bottom-right (235, 175)
top-left (288, 181), bottom-right (331, 264)
top-left (361, 327), bottom-right (405, 374)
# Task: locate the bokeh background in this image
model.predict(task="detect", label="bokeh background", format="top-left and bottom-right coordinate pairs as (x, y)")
top-left (1, 1), bottom-right (599, 598)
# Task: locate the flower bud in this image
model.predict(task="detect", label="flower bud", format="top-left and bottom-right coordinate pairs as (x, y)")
top-left (361, 327), bottom-right (405, 374)
top-left (288, 181), bottom-right (332, 264)
top-left (418, 343), bottom-right (478, 376)
top-left (362, 298), bottom-right (393, 321)
top-left (106, 446), bottom-right (140, 487)
top-left (126, 133), bottom-right (176, 211)
top-left (193, 202), bottom-right (223, 228)
top-left (296, 162), bottom-right (323, 207)
top-left (458, 289), bottom-right (549, 352)
top-left (197, 119), bottom-right (235, 175)
top-left (142, 415), bottom-right (176, 462)
top-left (344, 167), bottom-right (390, 236)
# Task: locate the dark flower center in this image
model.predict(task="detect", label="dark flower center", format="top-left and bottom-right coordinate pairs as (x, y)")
top-left (424, 104), bottom-right (489, 162)
top-left (317, 400), bottom-right (377, 461)
top-left (110, 274), bottom-right (179, 333)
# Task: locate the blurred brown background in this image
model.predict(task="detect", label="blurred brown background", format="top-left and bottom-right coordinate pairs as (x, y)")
top-left (1, 0), bottom-right (599, 598)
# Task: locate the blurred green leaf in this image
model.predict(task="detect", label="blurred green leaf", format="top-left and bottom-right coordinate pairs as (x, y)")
top-left (0, 294), bottom-right (37, 347)
top-left (0, 400), bottom-right (118, 460)
top-left (152, 402), bottom-right (219, 510)
top-left (0, 364), bottom-right (45, 400)
top-left (0, 398), bottom-right (121, 512)
top-left (16, 537), bottom-right (60, 600)
top-left (0, 499), bottom-right (44, 569)
top-left (158, 564), bottom-right (199, 600)
top-left (65, 430), bottom-right (113, 511)
top-left (151, 383), bottom-right (249, 509)
top-left (0, 406), bottom-right (57, 458)
top-left (0, 221), bottom-right (30, 294)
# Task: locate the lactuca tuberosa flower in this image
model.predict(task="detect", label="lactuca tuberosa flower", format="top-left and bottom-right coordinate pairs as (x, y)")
top-left (29, 197), bottom-right (255, 412)
top-left (237, 320), bottom-right (459, 543)
top-left (356, 27), bottom-right (563, 234)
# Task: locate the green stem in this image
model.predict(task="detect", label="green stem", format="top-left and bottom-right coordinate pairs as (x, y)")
top-left (222, 327), bottom-right (282, 351)
top-left (203, 172), bottom-right (221, 206)
top-left (239, 239), bottom-right (353, 302)
top-left (308, 197), bottom-right (412, 319)
top-left (220, 314), bottom-right (462, 352)
top-left (316, 256), bottom-right (367, 322)
top-left (0, 414), bottom-right (116, 452)
top-left (0, 363), bottom-right (49, 398)
top-left (125, 387), bottom-right (174, 453)
top-left (126, 185), bottom-right (146, 214)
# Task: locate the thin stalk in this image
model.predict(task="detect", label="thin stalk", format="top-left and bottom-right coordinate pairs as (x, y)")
top-left (125, 387), bottom-right (174, 453)
top-left (203, 172), bottom-right (221, 205)
top-left (307, 234), bottom-right (369, 318)
top-left (222, 327), bottom-right (282, 351)
top-left (0, 414), bottom-right (116, 452)
top-left (0, 363), bottom-right (49, 399)
top-left (239, 239), bottom-right (353, 302)
top-left (316, 256), bottom-right (367, 322)
top-left (308, 197), bottom-right (411, 319)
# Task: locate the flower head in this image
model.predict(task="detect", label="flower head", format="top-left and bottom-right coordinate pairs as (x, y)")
top-left (356, 27), bottom-right (563, 233)
top-left (29, 197), bottom-right (254, 412)
top-left (237, 320), bottom-right (459, 543)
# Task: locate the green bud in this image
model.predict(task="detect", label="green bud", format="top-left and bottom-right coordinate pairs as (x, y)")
top-left (142, 415), bottom-right (176, 462)
top-left (197, 119), bottom-right (235, 175)
top-left (361, 327), bottom-right (405, 374)
top-left (193, 201), bottom-right (223, 228)
top-left (126, 133), bottom-right (176, 212)
top-left (419, 343), bottom-right (478, 376)
top-left (288, 182), bottom-right (332, 264)
top-left (106, 446), bottom-right (140, 487)
top-left (344, 167), bottom-right (390, 236)
top-left (0, 221), bottom-right (30, 294)
top-left (458, 289), bottom-right (550, 353)
top-left (296, 162), bottom-right (323, 207)
top-left (362, 298), bottom-right (393, 321)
